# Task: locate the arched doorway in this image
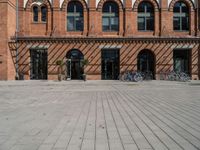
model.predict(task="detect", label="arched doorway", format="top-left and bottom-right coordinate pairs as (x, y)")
top-left (137, 50), bottom-right (155, 79)
top-left (66, 49), bottom-right (84, 80)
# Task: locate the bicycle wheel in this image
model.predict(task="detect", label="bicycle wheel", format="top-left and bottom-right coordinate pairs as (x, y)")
top-left (134, 74), bottom-right (143, 82)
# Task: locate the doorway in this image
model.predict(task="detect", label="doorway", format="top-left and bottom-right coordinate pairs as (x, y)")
top-left (66, 49), bottom-right (84, 80)
top-left (137, 50), bottom-right (155, 79)
top-left (30, 49), bottom-right (48, 80)
top-left (101, 49), bottom-right (119, 80)
top-left (173, 49), bottom-right (190, 75)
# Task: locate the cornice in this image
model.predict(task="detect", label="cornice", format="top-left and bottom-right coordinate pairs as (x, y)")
top-left (11, 36), bottom-right (200, 44)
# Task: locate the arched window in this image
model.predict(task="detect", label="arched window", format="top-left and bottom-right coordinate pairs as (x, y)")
top-left (67, 1), bottom-right (84, 31)
top-left (33, 6), bottom-right (39, 22)
top-left (173, 1), bottom-right (189, 31)
top-left (138, 2), bottom-right (154, 31)
top-left (102, 2), bottom-right (119, 31)
top-left (41, 6), bottom-right (47, 22)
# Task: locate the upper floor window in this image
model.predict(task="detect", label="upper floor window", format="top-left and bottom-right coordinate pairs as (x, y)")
top-left (67, 1), bottom-right (84, 31)
top-left (33, 6), bottom-right (39, 22)
top-left (138, 2), bottom-right (154, 31)
top-left (41, 6), bottom-right (47, 22)
top-left (173, 1), bottom-right (189, 31)
top-left (102, 2), bottom-right (119, 32)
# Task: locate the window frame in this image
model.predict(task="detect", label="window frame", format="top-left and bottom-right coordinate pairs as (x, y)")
top-left (32, 5), bottom-right (39, 22)
top-left (102, 1), bottom-right (119, 32)
top-left (67, 1), bottom-right (84, 32)
top-left (41, 5), bottom-right (47, 23)
top-left (137, 2), bottom-right (154, 31)
top-left (173, 2), bottom-right (189, 31)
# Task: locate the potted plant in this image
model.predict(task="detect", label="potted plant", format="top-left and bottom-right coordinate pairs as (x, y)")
top-left (81, 58), bottom-right (89, 81)
top-left (56, 59), bottom-right (64, 81)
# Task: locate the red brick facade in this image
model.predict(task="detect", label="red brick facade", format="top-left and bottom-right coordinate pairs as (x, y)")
top-left (1, 0), bottom-right (200, 80)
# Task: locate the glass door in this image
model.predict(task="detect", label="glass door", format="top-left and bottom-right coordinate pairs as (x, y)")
top-left (66, 49), bottom-right (84, 80)
top-left (30, 49), bottom-right (48, 80)
top-left (173, 49), bottom-right (190, 75)
top-left (101, 49), bottom-right (119, 80)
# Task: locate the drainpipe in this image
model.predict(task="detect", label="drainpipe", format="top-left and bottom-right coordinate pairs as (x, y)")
top-left (15, 0), bottom-right (19, 80)
top-left (197, 0), bottom-right (199, 33)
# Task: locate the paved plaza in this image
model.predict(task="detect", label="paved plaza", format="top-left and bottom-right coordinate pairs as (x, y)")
top-left (0, 80), bottom-right (200, 150)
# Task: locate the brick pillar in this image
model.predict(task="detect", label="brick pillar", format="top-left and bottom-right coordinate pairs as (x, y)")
top-left (88, 8), bottom-right (97, 36)
top-left (119, 9), bottom-right (124, 36)
top-left (190, 10), bottom-right (195, 36)
top-left (154, 10), bottom-right (159, 36)
top-left (88, 0), bottom-right (96, 36)
top-left (52, 0), bottom-right (60, 36)
top-left (124, 0), bottom-right (133, 36)
top-left (160, 0), bottom-right (172, 36)
top-left (132, 11), bottom-right (137, 34)
top-left (83, 8), bottom-right (88, 36)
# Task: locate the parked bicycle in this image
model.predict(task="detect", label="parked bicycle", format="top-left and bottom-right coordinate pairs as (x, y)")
top-left (160, 71), bottom-right (190, 82)
top-left (119, 71), bottom-right (149, 82)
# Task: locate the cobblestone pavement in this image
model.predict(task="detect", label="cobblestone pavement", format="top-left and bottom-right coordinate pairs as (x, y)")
top-left (0, 80), bottom-right (200, 150)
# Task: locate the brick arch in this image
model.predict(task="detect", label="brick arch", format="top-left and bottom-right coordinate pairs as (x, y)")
top-left (169, 0), bottom-right (195, 11)
top-left (137, 49), bottom-right (156, 58)
top-left (97, 0), bottom-right (123, 11)
top-left (25, 0), bottom-right (52, 10)
top-left (61, 0), bottom-right (88, 11)
top-left (133, 0), bottom-right (159, 11)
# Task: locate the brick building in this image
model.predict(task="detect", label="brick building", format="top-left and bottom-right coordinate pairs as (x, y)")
top-left (0, 0), bottom-right (200, 80)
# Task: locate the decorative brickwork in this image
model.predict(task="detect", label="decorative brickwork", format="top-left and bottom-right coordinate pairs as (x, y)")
top-left (61, 0), bottom-right (88, 10)
top-left (133, 0), bottom-right (159, 11)
top-left (25, 0), bottom-right (52, 9)
top-left (97, 0), bottom-right (123, 11)
top-left (169, 0), bottom-right (195, 11)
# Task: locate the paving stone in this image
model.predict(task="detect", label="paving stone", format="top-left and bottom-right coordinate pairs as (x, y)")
top-left (0, 80), bottom-right (200, 150)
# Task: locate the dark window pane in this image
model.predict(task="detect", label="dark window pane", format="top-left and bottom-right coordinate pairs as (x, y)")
top-left (173, 17), bottom-right (180, 30)
top-left (41, 6), bottom-right (47, 22)
top-left (182, 17), bottom-right (189, 30)
top-left (67, 17), bottom-right (74, 31)
top-left (67, 1), bottom-right (83, 13)
top-left (138, 17), bottom-right (145, 30)
top-left (138, 3), bottom-right (145, 12)
top-left (102, 17), bottom-right (110, 31)
top-left (76, 17), bottom-right (83, 31)
top-left (173, 3), bottom-right (180, 12)
top-left (33, 6), bottom-right (38, 22)
top-left (138, 2), bottom-right (153, 13)
top-left (103, 3), bottom-right (110, 12)
top-left (181, 3), bottom-right (189, 13)
top-left (146, 17), bottom-right (154, 30)
top-left (103, 1), bottom-right (118, 13)
top-left (111, 17), bottom-right (118, 31)
top-left (146, 3), bottom-right (154, 13)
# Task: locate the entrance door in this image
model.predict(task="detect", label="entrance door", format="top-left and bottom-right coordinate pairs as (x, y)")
top-left (102, 49), bottom-right (119, 80)
top-left (137, 50), bottom-right (155, 79)
top-left (66, 49), bottom-right (84, 80)
top-left (173, 49), bottom-right (190, 74)
top-left (30, 49), bottom-right (48, 80)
